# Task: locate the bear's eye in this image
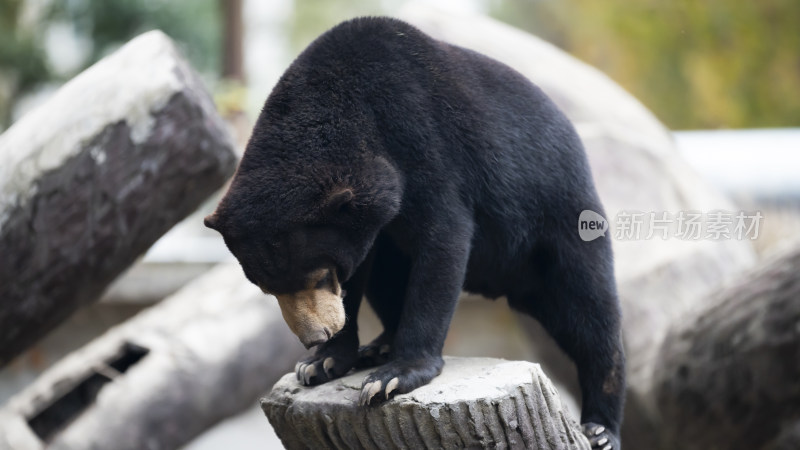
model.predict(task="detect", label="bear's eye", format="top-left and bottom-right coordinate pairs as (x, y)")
top-left (314, 270), bottom-right (333, 290)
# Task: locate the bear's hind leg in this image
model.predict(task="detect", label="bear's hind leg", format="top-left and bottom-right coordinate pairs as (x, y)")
top-left (510, 242), bottom-right (625, 449)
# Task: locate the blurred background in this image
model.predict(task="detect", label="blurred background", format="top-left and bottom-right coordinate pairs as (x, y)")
top-left (3, 0), bottom-right (799, 130)
top-left (1, 0), bottom-right (798, 449)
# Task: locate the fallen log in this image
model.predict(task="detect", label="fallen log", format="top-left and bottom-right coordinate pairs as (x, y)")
top-left (0, 264), bottom-right (305, 450)
top-left (0, 30), bottom-right (237, 366)
top-left (762, 421), bottom-right (800, 450)
top-left (262, 357), bottom-right (591, 449)
top-left (654, 243), bottom-right (800, 450)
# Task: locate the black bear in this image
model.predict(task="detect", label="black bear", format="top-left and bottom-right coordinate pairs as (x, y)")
top-left (205, 17), bottom-right (625, 449)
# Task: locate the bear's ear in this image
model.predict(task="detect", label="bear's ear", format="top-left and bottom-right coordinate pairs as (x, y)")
top-left (204, 212), bottom-right (221, 231)
top-left (324, 188), bottom-right (354, 215)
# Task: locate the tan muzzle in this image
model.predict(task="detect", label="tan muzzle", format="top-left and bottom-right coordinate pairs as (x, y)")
top-left (273, 273), bottom-right (346, 348)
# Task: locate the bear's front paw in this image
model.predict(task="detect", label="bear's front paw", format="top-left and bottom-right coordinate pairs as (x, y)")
top-left (354, 334), bottom-right (393, 369)
top-left (358, 356), bottom-right (443, 406)
top-left (581, 423), bottom-right (619, 450)
top-left (295, 342), bottom-right (357, 386)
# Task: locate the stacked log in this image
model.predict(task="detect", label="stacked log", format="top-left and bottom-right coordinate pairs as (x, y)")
top-left (654, 244), bottom-right (800, 450)
top-left (0, 30), bottom-right (237, 366)
top-left (0, 264), bottom-right (305, 450)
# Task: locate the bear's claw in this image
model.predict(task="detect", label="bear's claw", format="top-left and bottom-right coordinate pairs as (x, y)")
top-left (323, 357), bottom-right (335, 378)
top-left (581, 423), bottom-right (618, 450)
top-left (385, 377), bottom-right (399, 397)
top-left (295, 342), bottom-right (357, 386)
top-left (358, 357), bottom-right (443, 406)
top-left (359, 380), bottom-right (382, 405)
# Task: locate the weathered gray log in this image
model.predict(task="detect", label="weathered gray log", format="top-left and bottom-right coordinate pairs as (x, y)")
top-left (653, 243), bottom-right (800, 450)
top-left (0, 30), bottom-right (237, 366)
top-left (762, 421), bottom-right (800, 450)
top-left (0, 263), bottom-right (305, 450)
top-left (262, 357), bottom-right (591, 449)
top-left (400, 7), bottom-right (756, 448)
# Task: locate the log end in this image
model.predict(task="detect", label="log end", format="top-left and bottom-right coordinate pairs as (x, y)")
top-left (262, 356), bottom-right (591, 449)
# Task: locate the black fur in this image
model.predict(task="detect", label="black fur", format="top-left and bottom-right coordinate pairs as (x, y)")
top-left (207, 17), bottom-right (625, 447)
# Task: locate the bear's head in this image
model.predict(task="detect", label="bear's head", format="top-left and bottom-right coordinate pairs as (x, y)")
top-left (205, 154), bottom-right (402, 349)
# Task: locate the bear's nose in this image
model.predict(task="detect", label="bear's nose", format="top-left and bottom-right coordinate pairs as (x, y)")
top-left (301, 328), bottom-right (331, 349)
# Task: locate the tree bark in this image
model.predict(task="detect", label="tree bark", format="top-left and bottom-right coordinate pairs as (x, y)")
top-left (0, 30), bottom-right (237, 366)
top-left (220, 0), bottom-right (245, 82)
top-left (262, 357), bottom-right (591, 449)
top-left (0, 264), bottom-right (306, 450)
top-left (653, 243), bottom-right (800, 450)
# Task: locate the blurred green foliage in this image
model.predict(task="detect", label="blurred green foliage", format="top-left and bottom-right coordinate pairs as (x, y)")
top-left (489, 0), bottom-right (800, 129)
top-left (287, 0), bottom-right (800, 129)
top-left (0, 0), bottom-right (220, 130)
top-left (53, 0), bottom-right (221, 72)
top-left (0, 0), bottom-right (50, 126)
top-left (0, 1), bottom-right (49, 92)
top-left (286, 0), bottom-right (387, 55)
top-left (1, 0), bottom-right (798, 131)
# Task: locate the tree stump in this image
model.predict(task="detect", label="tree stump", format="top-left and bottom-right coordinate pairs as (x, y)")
top-left (262, 357), bottom-right (591, 449)
top-left (0, 30), bottom-right (237, 366)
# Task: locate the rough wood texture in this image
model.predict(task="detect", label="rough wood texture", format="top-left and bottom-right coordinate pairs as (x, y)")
top-left (0, 264), bottom-right (305, 450)
top-left (653, 243), bottom-right (800, 450)
top-left (262, 357), bottom-right (591, 449)
top-left (0, 30), bottom-right (237, 366)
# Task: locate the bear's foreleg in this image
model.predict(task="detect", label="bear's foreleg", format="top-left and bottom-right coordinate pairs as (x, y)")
top-left (295, 254), bottom-right (373, 386)
top-left (359, 219), bottom-right (473, 406)
top-left (355, 234), bottom-right (410, 369)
